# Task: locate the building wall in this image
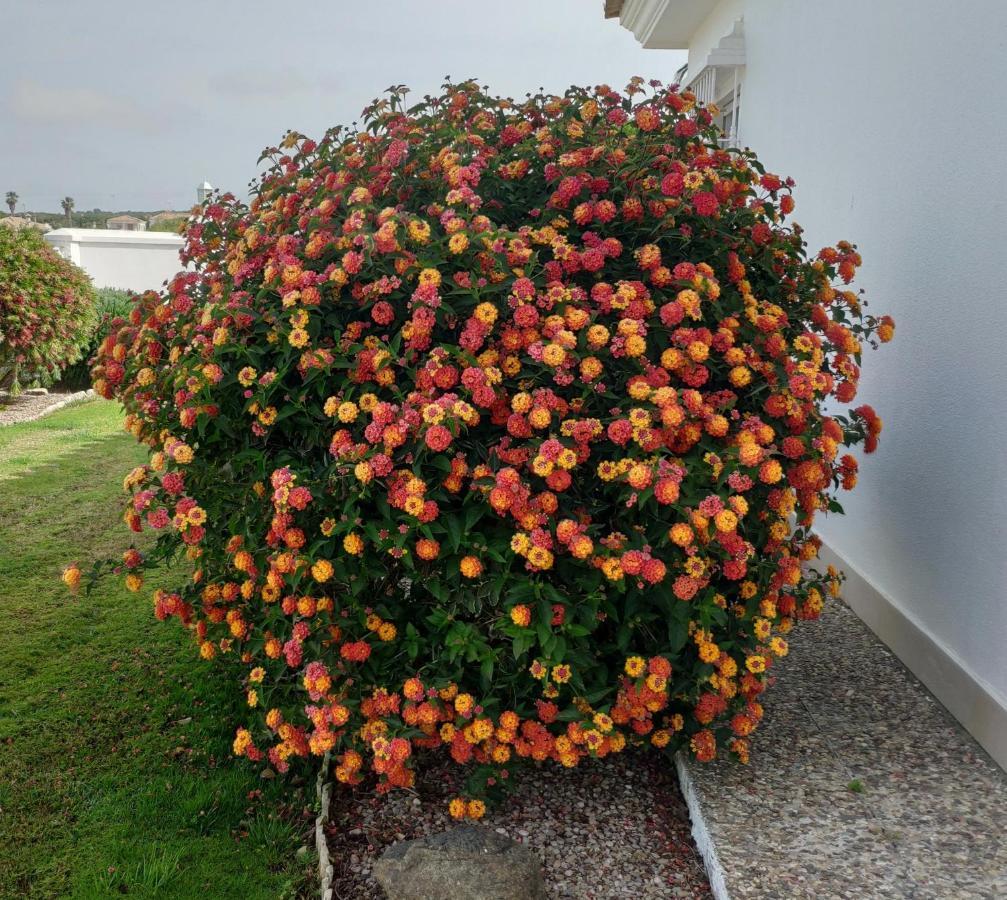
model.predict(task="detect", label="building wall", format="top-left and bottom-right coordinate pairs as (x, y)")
top-left (45, 228), bottom-right (185, 292)
top-left (735, 0), bottom-right (1007, 740)
top-left (619, 0), bottom-right (1007, 761)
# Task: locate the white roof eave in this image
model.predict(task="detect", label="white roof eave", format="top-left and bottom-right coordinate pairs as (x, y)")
top-left (618, 0), bottom-right (721, 49)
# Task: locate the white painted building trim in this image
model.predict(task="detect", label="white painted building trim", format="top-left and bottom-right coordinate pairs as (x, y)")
top-left (618, 0), bottom-right (720, 48)
top-left (682, 16), bottom-right (745, 146)
top-left (818, 541), bottom-right (1007, 772)
top-left (618, 0), bottom-right (672, 45)
top-left (691, 16), bottom-right (745, 75)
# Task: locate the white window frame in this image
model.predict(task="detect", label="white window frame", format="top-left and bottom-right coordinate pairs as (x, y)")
top-left (717, 71), bottom-right (742, 148)
top-left (684, 18), bottom-right (746, 147)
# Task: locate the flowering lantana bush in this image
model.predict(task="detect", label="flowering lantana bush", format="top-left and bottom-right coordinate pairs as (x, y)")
top-left (72, 78), bottom-right (893, 814)
top-left (60, 288), bottom-right (133, 389)
top-left (0, 225), bottom-right (96, 390)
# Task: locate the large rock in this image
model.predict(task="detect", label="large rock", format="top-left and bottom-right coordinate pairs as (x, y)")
top-left (373, 826), bottom-right (547, 900)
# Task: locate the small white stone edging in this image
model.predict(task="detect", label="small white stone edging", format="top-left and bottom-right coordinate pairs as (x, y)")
top-left (38, 389), bottom-right (95, 419)
top-left (675, 751), bottom-right (731, 900)
top-left (316, 755), bottom-right (334, 900)
top-left (0, 388), bottom-right (96, 426)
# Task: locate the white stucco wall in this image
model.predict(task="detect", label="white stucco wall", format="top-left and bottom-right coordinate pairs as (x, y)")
top-left (735, 0), bottom-right (1007, 708)
top-left (617, 0), bottom-right (1007, 756)
top-left (44, 228), bottom-right (185, 292)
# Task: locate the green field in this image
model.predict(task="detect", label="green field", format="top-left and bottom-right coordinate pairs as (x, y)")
top-left (0, 401), bottom-right (313, 898)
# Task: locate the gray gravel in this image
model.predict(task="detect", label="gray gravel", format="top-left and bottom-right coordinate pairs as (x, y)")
top-left (679, 598), bottom-right (1007, 899)
top-left (0, 390), bottom-right (93, 426)
top-left (325, 750), bottom-right (711, 899)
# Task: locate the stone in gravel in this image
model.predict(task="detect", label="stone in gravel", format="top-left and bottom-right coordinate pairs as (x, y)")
top-left (373, 825), bottom-right (546, 900)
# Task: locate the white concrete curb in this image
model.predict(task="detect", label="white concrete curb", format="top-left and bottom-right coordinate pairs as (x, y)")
top-left (37, 389), bottom-right (96, 419)
top-left (675, 751), bottom-right (731, 900)
top-left (316, 756), bottom-right (334, 900)
top-left (0, 388), bottom-right (96, 426)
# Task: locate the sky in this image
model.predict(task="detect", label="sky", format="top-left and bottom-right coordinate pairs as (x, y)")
top-left (1, 0), bottom-right (685, 213)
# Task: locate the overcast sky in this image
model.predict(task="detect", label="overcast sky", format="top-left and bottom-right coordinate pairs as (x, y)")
top-left (1, 1), bottom-right (685, 213)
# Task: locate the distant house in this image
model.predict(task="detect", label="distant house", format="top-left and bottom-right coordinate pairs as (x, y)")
top-left (105, 214), bottom-right (146, 232)
top-left (148, 211), bottom-right (187, 228)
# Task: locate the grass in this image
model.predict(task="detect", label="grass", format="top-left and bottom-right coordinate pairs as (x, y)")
top-left (0, 400), bottom-right (314, 899)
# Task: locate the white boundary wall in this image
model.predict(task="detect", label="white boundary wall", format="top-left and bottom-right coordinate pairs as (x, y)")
top-left (45, 228), bottom-right (185, 292)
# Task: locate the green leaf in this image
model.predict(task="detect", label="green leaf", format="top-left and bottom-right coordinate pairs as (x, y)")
top-left (480, 656), bottom-right (494, 690)
top-left (446, 516), bottom-right (463, 554)
top-left (536, 619), bottom-right (551, 649)
top-left (463, 505), bottom-right (485, 532)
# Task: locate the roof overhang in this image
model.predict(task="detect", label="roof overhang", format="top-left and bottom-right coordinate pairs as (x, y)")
top-left (606, 0), bottom-right (721, 49)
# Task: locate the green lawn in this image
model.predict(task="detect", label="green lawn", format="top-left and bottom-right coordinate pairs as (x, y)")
top-left (0, 400), bottom-right (313, 899)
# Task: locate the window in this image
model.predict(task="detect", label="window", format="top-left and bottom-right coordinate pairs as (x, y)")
top-left (683, 18), bottom-right (746, 146)
top-left (718, 82), bottom-right (741, 147)
top-left (687, 66), bottom-right (742, 146)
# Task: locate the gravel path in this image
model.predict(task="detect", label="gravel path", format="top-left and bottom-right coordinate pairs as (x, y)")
top-left (679, 596), bottom-right (1007, 899)
top-left (325, 749), bottom-right (711, 899)
top-left (0, 390), bottom-right (93, 426)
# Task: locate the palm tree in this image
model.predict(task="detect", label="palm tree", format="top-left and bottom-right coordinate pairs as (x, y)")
top-left (4, 191), bottom-right (16, 215)
top-left (61, 196), bottom-right (74, 226)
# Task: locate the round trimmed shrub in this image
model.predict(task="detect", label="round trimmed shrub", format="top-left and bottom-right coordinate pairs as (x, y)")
top-left (0, 225), bottom-right (96, 390)
top-left (78, 79), bottom-right (893, 810)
